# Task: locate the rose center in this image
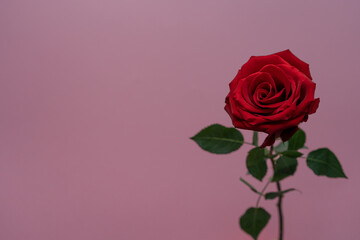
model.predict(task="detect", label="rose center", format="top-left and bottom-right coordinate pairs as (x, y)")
top-left (254, 82), bottom-right (274, 101)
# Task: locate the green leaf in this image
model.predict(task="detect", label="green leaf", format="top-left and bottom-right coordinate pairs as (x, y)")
top-left (246, 147), bottom-right (267, 181)
top-left (288, 128), bottom-right (306, 150)
top-left (274, 141), bottom-right (288, 153)
top-left (240, 207), bottom-right (271, 240)
top-left (264, 188), bottom-right (297, 200)
top-left (307, 148), bottom-right (347, 178)
top-left (240, 178), bottom-right (260, 195)
top-left (190, 124), bottom-right (244, 154)
top-left (272, 156), bottom-right (298, 182)
top-left (252, 131), bottom-right (258, 147)
top-left (281, 150), bottom-right (303, 158)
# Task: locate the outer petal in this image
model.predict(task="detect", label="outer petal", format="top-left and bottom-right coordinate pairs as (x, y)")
top-left (280, 126), bottom-right (299, 142)
top-left (225, 100), bottom-right (267, 132)
top-left (276, 64), bottom-right (316, 116)
top-left (308, 98), bottom-right (320, 114)
top-left (239, 54), bottom-right (289, 79)
top-left (259, 114), bottom-right (305, 136)
top-left (275, 49), bottom-right (312, 80)
top-left (260, 134), bottom-right (276, 148)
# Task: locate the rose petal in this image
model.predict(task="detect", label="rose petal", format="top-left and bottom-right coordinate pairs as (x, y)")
top-left (260, 134), bottom-right (276, 148)
top-left (275, 49), bottom-right (312, 80)
top-left (253, 82), bottom-right (274, 102)
top-left (248, 72), bottom-right (276, 96)
top-left (260, 114), bottom-right (305, 136)
top-left (294, 81), bottom-right (317, 116)
top-left (264, 104), bottom-right (297, 122)
top-left (225, 101), bottom-right (265, 130)
top-left (258, 64), bottom-right (292, 96)
top-left (308, 98), bottom-right (320, 114)
top-left (239, 54), bottom-right (288, 79)
top-left (280, 126), bottom-right (299, 142)
top-left (234, 73), bottom-right (274, 114)
top-left (302, 114), bottom-right (309, 122)
top-left (228, 90), bottom-right (271, 125)
top-left (258, 88), bottom-right (285, 106)
top-left (276, 64), bottom-right (316, 116)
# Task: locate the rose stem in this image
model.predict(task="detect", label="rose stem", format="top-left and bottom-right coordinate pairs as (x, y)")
top-left (269, 145), bottom-right (284, 240)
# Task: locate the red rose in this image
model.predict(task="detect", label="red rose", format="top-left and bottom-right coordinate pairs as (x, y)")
top-left (225, 50), bottom-right (320, 148)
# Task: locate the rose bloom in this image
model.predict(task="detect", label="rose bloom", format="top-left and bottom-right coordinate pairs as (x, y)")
top-left (225, 50), bottom-right (320, 148)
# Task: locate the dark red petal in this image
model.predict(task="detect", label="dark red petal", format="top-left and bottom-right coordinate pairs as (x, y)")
top-left (280, 126), bottom-right (299, 142)
top-left (248, 71), bottom-right (276, 94)
top-left (302, 114), bottom-right (309, 122)
top-left (259, 64), bottom-right (292, 95)
top-left (260, 134), bottom-right (276, 148)
top-left (309, 98), bottom-right (320, 114)
top-left (275, 49), bottom-right (312, 80)
top-left (234, 72), bottom-right (274, 115)
top-left (258, 114), bottom-right (305, 136)
top-left (275, 64), bottom-right (317, 117)
top-left (256, 88), bottom-right (285, 107)
top-left (239, 54), bottom-right (288, 79)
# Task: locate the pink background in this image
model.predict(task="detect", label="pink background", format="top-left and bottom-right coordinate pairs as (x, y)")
top-left (1, 0), bottom-right (360, 239)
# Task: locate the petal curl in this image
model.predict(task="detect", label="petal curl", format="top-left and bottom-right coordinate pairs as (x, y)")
top-left (239, 54), bottom-right (288, 79)
top-left (308, 98), bottom-right (320, 114)
top-left (275, 49), bottom-right (312, 80)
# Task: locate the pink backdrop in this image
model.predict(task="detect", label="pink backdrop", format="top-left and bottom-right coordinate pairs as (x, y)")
top-left (1, 0), bottom-right (360, 239)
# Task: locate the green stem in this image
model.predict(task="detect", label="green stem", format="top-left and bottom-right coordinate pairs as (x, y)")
top-left (269, 145), bottom-right (284, 240)
top-left (255, 178), bottom-right (271, 207)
